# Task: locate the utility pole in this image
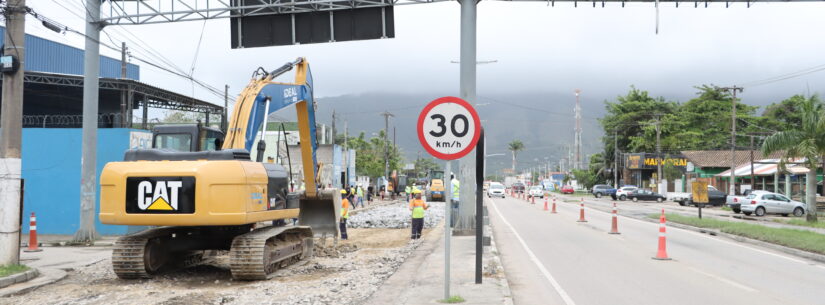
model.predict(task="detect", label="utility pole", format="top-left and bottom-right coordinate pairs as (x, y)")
top-left (222, 85), bottom-right (228, 133)
top-left (119, 42), bottom-right (127, 127)
top-left (0, 0), bottom-right (26, 266)
top-left (654, 115), bottom-right (662, 192)
top-left (331, 110), bottom-right (337, 145)
top-left (721, 86), bottom-right (743, 195)
top-left (380, 111), bottom-right (394, 180)
top-left (74, 0), bottom-right (102, 243)
top-left (574, 89), bottom-right (582, 170)
top-left (614, 129), bottom-right (619, 188)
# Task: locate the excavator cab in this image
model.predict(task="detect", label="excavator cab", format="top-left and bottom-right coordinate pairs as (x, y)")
top-left (151, 124), bottom-right (225, 152)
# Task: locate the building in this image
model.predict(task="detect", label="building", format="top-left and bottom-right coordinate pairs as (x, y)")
top-left (4, 29), bottom-right (222, 235)
top-left (681, 150), bottom-right (785, 194)
top-left (622, 152), bottom-right (688, 192)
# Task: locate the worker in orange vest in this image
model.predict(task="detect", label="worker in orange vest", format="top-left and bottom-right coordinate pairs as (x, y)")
top-left (409, 189), bottom-right (429, 240)
top-left (340, 190), bottom-right (350, 240)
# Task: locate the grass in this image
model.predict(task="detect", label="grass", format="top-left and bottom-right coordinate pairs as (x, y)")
top-left (648, 213), bottom-right (825, 255)
top-left (439, 296), bottom-right (466, 303)
top-left (774, 218), bottom-right (825, 229)
top-left (0, 264), bottom-right (29, 278)
top-left (720, 206), bottom-right (732, 211)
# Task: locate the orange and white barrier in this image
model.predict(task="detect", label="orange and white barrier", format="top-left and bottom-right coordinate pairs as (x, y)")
top-left (577, 198), bottom-right (587, 223)
top-left (24, 212), bottom-right (42, 252)
top-left (551, 198), bottom-right (557, 214)
top-left (652, 209), bottom-right (671, 260)
top-left (608, 202), bottom-right (621, 235)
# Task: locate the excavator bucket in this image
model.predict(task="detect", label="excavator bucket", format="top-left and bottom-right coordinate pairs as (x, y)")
top-left (298, 189), bottom-right (341, 237)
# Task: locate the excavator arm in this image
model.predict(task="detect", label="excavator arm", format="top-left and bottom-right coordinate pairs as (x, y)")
top-left (223, 58), bottom-right (319, 197)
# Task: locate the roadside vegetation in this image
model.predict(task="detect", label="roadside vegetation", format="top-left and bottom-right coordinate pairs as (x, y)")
top-left (650, 213), bottom-right (825, 255)
top-left (774, 218), bottom-right (825, 229)
top-left (439, 296), bottom-right (466, 303)
top-left (0, 264), bottom-right (29, 277)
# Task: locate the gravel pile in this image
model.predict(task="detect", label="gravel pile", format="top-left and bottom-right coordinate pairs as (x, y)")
top-left (347, 202), bottom-right (445, 229)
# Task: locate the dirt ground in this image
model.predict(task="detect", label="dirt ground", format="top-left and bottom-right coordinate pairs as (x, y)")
top-left (0, 228), bottom-right (426, 305)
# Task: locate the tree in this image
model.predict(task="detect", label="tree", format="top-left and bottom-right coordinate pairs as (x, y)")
top-left (160, 111), bottom-right (199, 123)
top-left (762, 95), bottom-right (806, 131)
top-left (508, 140), bottom-right (525, 171)
top-left (414, 157), bottom-right (441, 178)
top-left (762, 95), bottom-right (824, 222)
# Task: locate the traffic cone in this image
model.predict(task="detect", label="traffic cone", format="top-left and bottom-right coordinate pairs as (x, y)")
top-left (608, 202), bottom-right (621, 235)
top-left (652, 209), bottom-right (671, 260)
top-left (24, 212), bottom-right (42, 252)
top-left (551, 198), bottom-right (557, 214)
top-left (577, 199), bottom-right (587, 222)
top-left (543, 198), bottom-right (549, 211)
top-left (531, 196), bottom-right (536, 204)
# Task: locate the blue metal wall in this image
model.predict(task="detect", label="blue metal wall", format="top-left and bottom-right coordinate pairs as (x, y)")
top-left (20, 128), bottom-right (150, 235)
top-left (0, 27), bottom-right (140, 80)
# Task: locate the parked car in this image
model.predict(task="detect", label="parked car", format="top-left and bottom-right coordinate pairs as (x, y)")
top-left (528, 186), bottom-right (545, 198)
top-left (727, 190), bottom-right (771, 213)
top-left (487, 182), bottom-right (505, 198)
top-left (740, 192), bottom-right (805, 217)
top-left (561, 185), bottom-right (575, 194)
top-left (591, 184), bottom-right (616, 198)
top-left (674, 185), bottom-right (727, 207)
top-left (511, 182), bottom-right (526, 194)
top-left (615, 186), bottom-right (638, 201)
top-left (627, 189), bottom-right (666, 202)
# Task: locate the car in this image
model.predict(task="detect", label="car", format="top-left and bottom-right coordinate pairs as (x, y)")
top-left (627, 189), bottom-right (666, 202)
top-left (740, 192), bottom-right (805, 217)
top-left (591, 184), bottom-right (616, 198)
top-left (676, 185), bottom-right (727, 207)
top-left (615, 186), bottom-right (638, 201)
top-left (528, 186), bottom-right (545, 198)
top-left (560, 185), bottom-right (575, 194)
top-left (487, 182), bottom-right (505, 198)
top-left (727, 190), bottom-right (771, 213)
top-left (511, 182), bottom-right (526, 194)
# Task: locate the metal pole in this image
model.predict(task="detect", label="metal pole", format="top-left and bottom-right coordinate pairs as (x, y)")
top-left (74, 0), bottom-right (101, 243)
top-left (475, 128), bottom-right (484, 284)
top-left (222, 84), bottom-right (228, 133)
top-left (614, 129), bottom-right (619, 188)
top-left (457, 0), bottom-right (478, 235)
top-left (750, 136), bottom-right (755, 190)
top-left (444, 161), bottom-right (452, 299)
top-left (119, 42), bottom-right (127, 127)
top-left (655, 116), bottom-right (662, 192)
top-left (722, 86), bottom-right (743, 196)
top-left (0, 0), bottom-right (25, 266)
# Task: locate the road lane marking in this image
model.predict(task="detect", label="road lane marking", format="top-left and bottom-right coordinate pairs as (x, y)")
top-left (687, 266), bottom-right (758, 292)
top-left (571, 198), bottom-right (816, 266)
top-left (489, 198), bottom-right (577, 305)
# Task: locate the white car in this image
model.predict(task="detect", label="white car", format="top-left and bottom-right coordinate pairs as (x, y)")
top-left (528, 186), bottom-right (545, 198)
top-left (616, 186), bottom-right (638, 201)
top-left (740, 192), bottom-right (805, 217)
top-left (487, 183), bottom-right (505, 198)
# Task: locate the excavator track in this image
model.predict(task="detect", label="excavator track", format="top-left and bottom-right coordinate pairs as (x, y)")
top-left (111, 227), bottom-right (214, 279)
top-left (229, 226), bottom-right (313, 280)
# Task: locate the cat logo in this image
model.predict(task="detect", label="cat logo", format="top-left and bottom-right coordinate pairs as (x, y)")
top-left (137, 181), bottom-right (182, 211)
top-left (126, 177), bottom-right (196, 214)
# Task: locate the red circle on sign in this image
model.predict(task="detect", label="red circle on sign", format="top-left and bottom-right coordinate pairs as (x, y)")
top-left (417, 96), bottom-right (482, 160)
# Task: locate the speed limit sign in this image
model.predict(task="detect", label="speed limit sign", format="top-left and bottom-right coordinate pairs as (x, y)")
top-left (417, 96), bottom-right (481, 160)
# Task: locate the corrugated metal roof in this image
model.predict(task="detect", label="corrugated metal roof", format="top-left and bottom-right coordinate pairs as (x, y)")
top-left (0, 27), bottom-right (140, 80)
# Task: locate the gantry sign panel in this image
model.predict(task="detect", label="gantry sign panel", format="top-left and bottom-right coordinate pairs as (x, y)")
top-left (230, 0), bottom-right (394, 48)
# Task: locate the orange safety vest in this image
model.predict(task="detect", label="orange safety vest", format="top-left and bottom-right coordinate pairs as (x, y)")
top-left (341, 199), bottom-right (350, 219)
top-left (409, 199), bottom-right (428, 219)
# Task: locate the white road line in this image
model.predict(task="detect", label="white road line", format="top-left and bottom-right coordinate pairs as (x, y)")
top-left (687, 266), bottom-right (758, 292)
top-left (574, 199), bottom-right (815, 266)
top-left (489, 198), bottom-right (577, 305)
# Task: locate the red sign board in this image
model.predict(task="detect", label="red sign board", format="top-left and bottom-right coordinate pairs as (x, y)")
top-left (417, 96), bottom-right (481, 160)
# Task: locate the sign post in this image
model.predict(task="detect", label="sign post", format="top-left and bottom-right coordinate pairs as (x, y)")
top-left (417, 96), bottom-right (481, 301)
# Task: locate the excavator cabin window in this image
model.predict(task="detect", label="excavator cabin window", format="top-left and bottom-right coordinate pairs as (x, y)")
top-left (200, 130), bottom-right (222, 151)
top-left (154, 133), bottom-right (192, 152)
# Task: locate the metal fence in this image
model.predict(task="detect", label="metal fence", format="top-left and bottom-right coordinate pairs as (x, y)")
top-left (22, 113), bottom-right (128, 128)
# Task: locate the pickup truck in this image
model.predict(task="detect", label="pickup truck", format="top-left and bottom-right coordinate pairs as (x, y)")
top-left (672, 185), bottom-right (727, 207)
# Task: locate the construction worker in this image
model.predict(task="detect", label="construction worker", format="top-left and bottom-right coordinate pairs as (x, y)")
top-left (340, 190), bottom-right (350, 240)
top-left (451, 175), bottom-right (460, 203)
top-left (405, 185), bottom-right (412, 201)
top-left (409, 189), bottom-right (428, 239)
top-left (356, 185), bottom-right (365, 208)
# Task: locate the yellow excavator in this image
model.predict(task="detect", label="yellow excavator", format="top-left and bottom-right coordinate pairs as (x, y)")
top-left (99, 58), bottom-right (339, 280)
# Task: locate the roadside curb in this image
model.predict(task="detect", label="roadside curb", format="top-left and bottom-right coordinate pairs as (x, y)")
top-left (488, 231), bottom-right (514, 305)
top-left (0, 268), bottom-right (39, 289)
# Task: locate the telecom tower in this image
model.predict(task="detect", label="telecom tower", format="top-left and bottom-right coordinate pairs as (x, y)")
top-left (574, 89), bottom-right (582, 170)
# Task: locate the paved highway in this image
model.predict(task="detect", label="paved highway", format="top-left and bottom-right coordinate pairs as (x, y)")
top-left (488, 194), bottom-right (825, 305)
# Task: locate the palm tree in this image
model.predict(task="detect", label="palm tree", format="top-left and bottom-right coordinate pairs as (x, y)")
top-left (762, 95), bottom-right (824, 222)
top-left (508, 140), bottom-right (525, 171)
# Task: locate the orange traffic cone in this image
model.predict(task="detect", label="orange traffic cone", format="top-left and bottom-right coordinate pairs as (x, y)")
top-left (531, 196), bottom-right (536, 204)
top-left (577, 199), bottom-right (587, 222)
top-left (24, 212), bottom-right (42, 252)
top-left (543, 198), bottom-right (549, 211)
top-left (551, 198), bottom-right (557, 214)
top-left (608, 202), bottom-right (621, 235)
top-left (653, 209), bottom-right (671, 260)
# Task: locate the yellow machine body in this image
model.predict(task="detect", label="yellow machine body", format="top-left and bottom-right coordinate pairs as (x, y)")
top-left (100, 160), bottom-right (298, 226)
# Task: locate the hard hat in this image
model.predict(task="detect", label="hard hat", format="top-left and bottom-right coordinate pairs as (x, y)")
top-left (413, 189), bottom-right (422, 194)
top-left (341, 190), bottom-right (348, 194)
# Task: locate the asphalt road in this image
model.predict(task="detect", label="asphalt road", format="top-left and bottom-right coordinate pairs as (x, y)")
top-left (488, 194), bottom-right (825, 305)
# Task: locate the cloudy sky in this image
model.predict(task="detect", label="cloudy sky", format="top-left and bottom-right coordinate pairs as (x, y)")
top-left (28, 1), bottom-right (825, 108)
